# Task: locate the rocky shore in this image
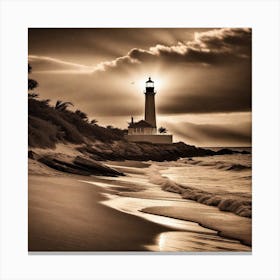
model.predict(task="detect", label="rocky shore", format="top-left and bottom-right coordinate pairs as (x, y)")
top-left (28, 97), bottom-right (249, 177)
top-left (28, 141), bottom-right (249, 177)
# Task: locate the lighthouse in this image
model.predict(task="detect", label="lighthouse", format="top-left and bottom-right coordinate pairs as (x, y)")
top-left (144, 77), bottom-right (157, 129)
top-left (125, 77), bottom-right (173, 144)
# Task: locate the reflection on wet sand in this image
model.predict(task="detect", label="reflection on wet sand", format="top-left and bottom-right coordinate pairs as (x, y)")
top-left (82, 169), bottom-right (251, 252)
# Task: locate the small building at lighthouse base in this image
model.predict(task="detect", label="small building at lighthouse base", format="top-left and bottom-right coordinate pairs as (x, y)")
top-left (125, 119), bottom-right (173, 144)
top-left (125, 134), bottom-right (173, 144)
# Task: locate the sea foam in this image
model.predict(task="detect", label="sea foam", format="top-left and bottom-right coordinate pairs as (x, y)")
top-left (147, 155), bottom-right (252, 218)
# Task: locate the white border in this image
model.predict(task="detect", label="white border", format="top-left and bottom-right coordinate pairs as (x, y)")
top-left (1, 0), bottom-right (280, 279)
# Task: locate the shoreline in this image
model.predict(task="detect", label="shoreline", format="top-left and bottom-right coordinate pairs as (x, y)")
top-left (28, 175), bottom-right (170, 251)
top-left (29, 158), bottom-right (251, 252)
top-left (141, 207), bottom-right (251, 247)
top-left (98, 161), bottom-right (251, 249)
top-left (80, 180), bottom-right (251, 251)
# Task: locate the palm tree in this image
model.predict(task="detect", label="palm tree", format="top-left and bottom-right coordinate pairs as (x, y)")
top-left (90, 119), bottom-right (98, 125)
top-left (41, 99), bottom-right (50, 106)
top-left (55, 100), bottom-right (73, 111)
top-left (28, 63), bottom-right (39, 93)
top-left (28, 93), bottom-right (39, 99)
top-left (75, 110), bottom-right (88, 121)
top-left (158, 127), bottom-right (167, 134)
top-left (28, 79), bottom-right (38, 91)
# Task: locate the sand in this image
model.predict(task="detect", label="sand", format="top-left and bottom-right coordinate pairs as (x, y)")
top-left (141, 205), bottom-right (251, 246)
top-left (28, 175), bottom-right (169, 251)
top-left (29, 159), bottom-right (251, 252)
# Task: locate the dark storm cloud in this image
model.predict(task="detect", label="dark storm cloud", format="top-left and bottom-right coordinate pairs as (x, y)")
top-left (97, 28), bottom-right (251, 71)
top-left (189, 28), bottom-right (252, 54)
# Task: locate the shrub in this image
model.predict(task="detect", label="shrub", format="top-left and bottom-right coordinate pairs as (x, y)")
top-left (28, 97), bottom-right (125, 148)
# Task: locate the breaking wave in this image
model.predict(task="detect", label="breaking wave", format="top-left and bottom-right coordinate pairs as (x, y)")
top-left (181, 158), bottom-right (251, 171)
top-left (163, 182), bottom-right (251, 218)
top-left (147, 166), bottom-right (252, 219)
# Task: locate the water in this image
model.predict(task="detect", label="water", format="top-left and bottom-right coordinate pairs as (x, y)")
top-left (82, 151), bottom-right (252, 252)
top-left (162, 154), bottom-right (251, 193)
top-left (156, 153), bottom-right (252, 218)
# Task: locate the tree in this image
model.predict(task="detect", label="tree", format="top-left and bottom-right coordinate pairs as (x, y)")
top-left (158, 127), bottom-right (167, 134)
top-left (28, 93), bottom-right (39, 99)
top-left (75, 109), bottom-right (88, 121)
top-left (28, 79), bottom-right (39, 91)
top-left (28, 64), bottom-right (39, 97)
top-left (90, 119), bottom-right (98, 125)
top-left (28, 64), bottom-right (32, 74)
top-left (55, 100), bottom-right (73, 111)
top-left (41, 99), bottom-right (50, 106)
top-left (28, 64), bottom-right (39, 90)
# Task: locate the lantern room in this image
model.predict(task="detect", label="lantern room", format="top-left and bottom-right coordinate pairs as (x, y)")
top-left (146, 77), bottom-right (154, 88)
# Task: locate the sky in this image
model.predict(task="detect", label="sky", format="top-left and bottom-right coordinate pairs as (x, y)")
top-left (28, 28), bottom-right (252, 147)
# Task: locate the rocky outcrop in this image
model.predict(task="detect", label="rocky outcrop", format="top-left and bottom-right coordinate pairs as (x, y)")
top-left (77, 140), bottom-right (248, 162)
top-left (29, 141), bottom-right (250, 176)
top-left (29, 152), bottom-right (124, 177)
top-left (73, 156), bottom-right (124, 176)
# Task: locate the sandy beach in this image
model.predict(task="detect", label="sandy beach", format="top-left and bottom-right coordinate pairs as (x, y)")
top-left (29, 158), bottom-right (251, 252)
top-left (28, 174), bottom-right (170, 251)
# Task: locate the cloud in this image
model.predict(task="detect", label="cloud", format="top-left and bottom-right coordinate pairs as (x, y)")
top-left (29, 28), bottom-right (251, 74)
top-left (94, 54), bottom-right (140, 72)
top-left (97, 28), bottom-right (251, 71)
top-left (28, 55), bottom-right (94, 73)
top-left (190, 28), bottom-right (251, 55)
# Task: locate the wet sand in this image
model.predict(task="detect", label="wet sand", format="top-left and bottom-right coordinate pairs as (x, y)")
top-left (28, 175), bottom-right (169, 251)
top-left (29, 160), bottom-right (251, 252)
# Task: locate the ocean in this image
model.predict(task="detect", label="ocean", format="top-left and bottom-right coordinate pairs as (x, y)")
top-left (157, 149), bottom-right (252, 218)
top-left (83, 148), bottom-right (252, 252)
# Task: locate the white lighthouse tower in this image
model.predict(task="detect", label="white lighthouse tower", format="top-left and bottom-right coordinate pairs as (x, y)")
top-left (125, 77), bottom-right (172, 144)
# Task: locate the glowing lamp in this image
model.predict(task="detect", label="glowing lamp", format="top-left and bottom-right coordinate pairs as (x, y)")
top-left (146, 77), bottom-right (154, 88)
